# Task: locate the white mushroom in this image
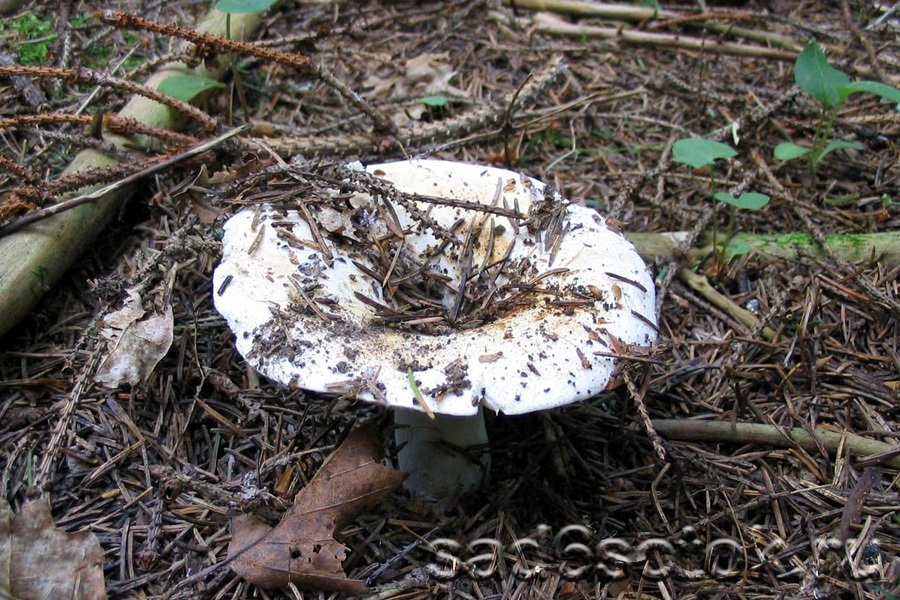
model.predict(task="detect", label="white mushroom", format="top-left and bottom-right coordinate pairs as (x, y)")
top-left (213, 159), bottom-right (657, 506)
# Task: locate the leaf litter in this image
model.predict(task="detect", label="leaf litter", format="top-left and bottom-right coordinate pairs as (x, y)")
top-left (227, 423), bottom-right (405, 594)
top-left (0, 1), bottom-right (898, 599)
top-left (0, 498), bottom-right (106, 600)
top-left (94, 289), bottom-right (174, 388)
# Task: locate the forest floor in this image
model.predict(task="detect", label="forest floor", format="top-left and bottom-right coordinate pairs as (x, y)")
top-left (0, 1), bottom-right (898, 599)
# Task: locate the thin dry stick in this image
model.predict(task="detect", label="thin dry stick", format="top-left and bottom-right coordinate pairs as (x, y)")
top-left (679, 268), bottom-right (777, 337)
top-left (652, 419), bottom-right (900, 469)
top-left (530, 13), bottom-right (798, 61)
top-left (0, 125), bottom-right (249, 237)
top-left (0, 49), bottom-right (45, 107)
top-left (251, 55), bottom-right (568, 157)
top-left (35, 352), bottom-right (102, 488)
top-left (0, 113), bottom-right (200, 147)
top-left (97, 10), bottom-right (395, 134)
top-left (0, 155), bottom-right (41, 185)
top-left (502, 0), bottom-right (801, 50)
top-left (0, 65), bottom-right (217, 130)
top-left (748, 146), bottom-right (900, 315)
top-left (839, 0), bottom-right (887, 83)
top-left (625, 371), bottom-right (666, 461)
top-left (794, 206), bottom-right (900, 317)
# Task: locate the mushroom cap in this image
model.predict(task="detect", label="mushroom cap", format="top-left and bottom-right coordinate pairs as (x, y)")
top-left (213, 159), bottom-right (657, 416)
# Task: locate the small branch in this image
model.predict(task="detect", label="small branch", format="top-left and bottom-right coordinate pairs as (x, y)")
top-left (0, 113), bottom-right (200, 147)
top-left (530, 13), bottom-right (798, 62)
top-left (840, 0), bottom-right (887, 83)
top-left (505, 0), bottom-right (665, 21)
top-left (0, 7), bottom-right (268, 339)
top-left (248, 55), bottom-right (568, 157)
top-left (678, 267), bottom-right (777, 340)
top-left (98, 10), bottom-right (395, 134)
top-left (504, 0), bottom-right (802, 51)
top-left (96, 10), bottom-right (315, 72)
top-left (0, 155), bottom-right (41, 186)
top-left (0, 125), bottom-right (248, 238)
top-left (625, 372), bottom-right (666, 461)
top-left (652, 419), bottom-right (900, 469)
top-left (795, 206), bottom-right (900, 316)
top-left (0, 49), bottom-right (46, 107)
top-left (0, 65), bottom-right (217, 130)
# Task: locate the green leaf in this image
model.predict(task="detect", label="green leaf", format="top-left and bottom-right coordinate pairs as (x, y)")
top-left (215, 0), bottom-right (277, 12)
top-left (713, 191), bottom-right (771, 210)
top-left (838, 80), bottom-right (900, 105)
top-left (726, 239), bottom-right (753, 260)
top-left (672, 138), bottom-right (737, 169)
top-left (817, 139), bottom-right (864, 161)
top-left (794, 40), bottom-right (850, 108)
top-left (421, 94), bottom-right (449, 107)
top-left (823, 194), bottom-right (860, 207)
top-left (773, 142), bottom-right (810, 161)
top-left (157, 74), bottom-right (225, 102)
top-left (640, 0), bottom-right (661, 14)
top-left (15, 14), bottom-right (55, 65)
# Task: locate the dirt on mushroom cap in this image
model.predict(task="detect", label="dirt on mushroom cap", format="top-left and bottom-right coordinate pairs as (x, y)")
top-left (213, 160), bottom-right (657, 416)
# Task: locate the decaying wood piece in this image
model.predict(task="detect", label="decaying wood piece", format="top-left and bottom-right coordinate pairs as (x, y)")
top-left (0, 8), bottom-right (265, 338)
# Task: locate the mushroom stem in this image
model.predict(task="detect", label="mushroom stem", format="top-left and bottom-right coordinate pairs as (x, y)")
top-left (394, 408), bottom-right (490, 506)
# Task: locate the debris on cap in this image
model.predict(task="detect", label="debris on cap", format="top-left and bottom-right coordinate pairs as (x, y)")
top-left (213, 159), bottom-right (657, 416)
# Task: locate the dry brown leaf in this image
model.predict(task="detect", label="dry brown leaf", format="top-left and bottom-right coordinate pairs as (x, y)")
top-left (95, 291), bottom-right (174, 387)
top-left (0, 498), bottom-right (106, 600)
top-left (228, 423), bottom-right (405, 594)
top-left (403, 52), bottom-right (461, 95)
top-left (363, 52), bottom-right (465, 99)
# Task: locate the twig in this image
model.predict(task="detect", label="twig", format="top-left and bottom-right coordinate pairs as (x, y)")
top-left (531, 13), bottom-right (798, 61)
top-left (652, 419), bottom-right (900, 469)
top-left (0, 65), bottom-right (217, 130)
top-left (0, 49), bottom-right (45, 107)
top-left (794, 206), bottom-right (900, 317)
top-left (34, 353), bottom-right (102, 489)
top-left (677, 267), bottom-right (777, 341)
top-left (505, 0), bottom-right (802, 52)
top-left (0, 155), bottom-right (41, 185)
top-left (625, 371), bottom-right (666, 461)
top-left (0, 125), bottom-right (248, 238)
top-left (502, 0), bottom-right (802, 50)
top-left (505, 0), bottom-right (666, 21)
top-left (246, 55), bottom-right (568, 157)
top-left (0, 113), bottom-right (200, 147)
top-left (97, 10), bottom-right (395, 134)
top-left (840, 0), bottom-right (887, 83)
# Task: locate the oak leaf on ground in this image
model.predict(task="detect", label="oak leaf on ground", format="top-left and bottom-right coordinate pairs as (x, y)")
top-left (228, 423), bottom-right (406, 594)
top-left (0, 497), bottom-right (107, 600)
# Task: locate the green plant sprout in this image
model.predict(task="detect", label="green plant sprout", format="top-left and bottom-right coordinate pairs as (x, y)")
top-left (209, 0), bottom-right (277, 120)
top-left (421, 94), bottom-right (449, 108)
top-left (215, 0), bottom-right (277, 38)
top-left (215, 0), bottom-right (277, 12)
top-left (157, 74), bottom-right (225, 102)
top-left (774, 40), bottom-right (900, 180)
top-left (1, 13), bottom-right (56, 65)
top-left (673, 138), bottom-right (771, 261)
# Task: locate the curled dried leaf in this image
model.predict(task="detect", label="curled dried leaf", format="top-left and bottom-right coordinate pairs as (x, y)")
top-left (228, 423), bottom-right (405, 594)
